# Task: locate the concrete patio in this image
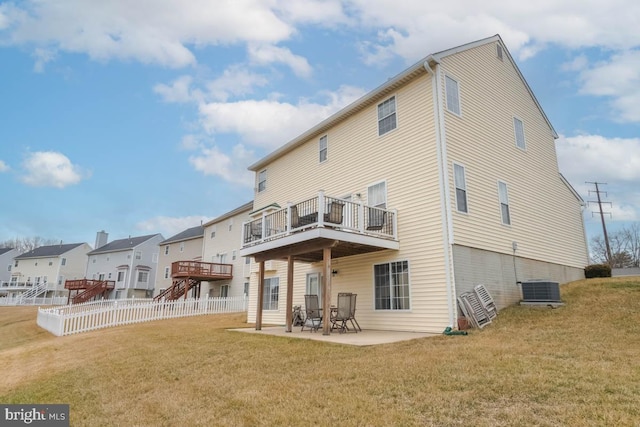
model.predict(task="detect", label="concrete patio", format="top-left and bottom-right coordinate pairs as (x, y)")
top-left (230, 325), bottom-right (439, 346)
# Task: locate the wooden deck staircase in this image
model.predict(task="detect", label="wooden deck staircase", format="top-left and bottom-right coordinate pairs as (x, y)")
top-left (153, 278), bottom-right (200, 301)
top-left (153, 261), bottom-right (233, 301)
top-left (65, 279), bottom-right (115, 304)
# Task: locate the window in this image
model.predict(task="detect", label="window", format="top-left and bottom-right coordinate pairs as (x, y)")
top-left (306, 273), bottom-right (321, 303)
top-left (164, 246), bottom-right (169, 255)
top-left (319, 135), bottom-right (328, 163)
top-left (257, 169), bottom-right (267, 192)
top-left (210, 227), bottom-right (216, 239)
top-left (61, 258), bottom-right (66, 266)
top-left (220, 285), bottom-right (229, 298)
top-left (108, 273), bottom-right (112, 279)
top-left (514, 117), bottom-right (526, 150)
top-left (445, 75), bottom-right (461, 115)
top-left (243, 282), bottom-right (249, 297)
top-left (374, 261), bottom-right (410, 310)
top-left (367, 181), bottom-right (387, 209)
top-left (497, 44), bottom-right (503, 61)
top-left (179, 243), bottom-right (184, 253)
top-left (454, 163), bottom-right (468, 213)
top-left (117, 271), bottom-right (125, 282)
top-left (232, 250), bottom-right (236, 261)
top-left (14, 260), bottom-right (18, 267)
top-left (135, 251), bottom-right (142, 260)
top-left (377, 96), bottom-right (397, 136)
top-left (137, 271), bottom-right (149, 283)
top-left (58, 276), bottom-right (64, 285)
top-left (498, 181), bottom-right (511, 225)
top-left (48, 261), bottom-right (53, 266)
top-left (7, 264), bottom-right (10, 272)
top-left (228, 219), bottom-right (233, 232)
top-left (262, 277), bottom-right (279, 310)
top-left (164, 267), bottom-right (170, 279)
top-left (245, 257), bottom-right (251, 265)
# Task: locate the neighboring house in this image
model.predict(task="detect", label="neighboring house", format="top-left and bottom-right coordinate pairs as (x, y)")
top-left (86, 232), bottom-right (164, 299)
top-left (10, 243), bottom-right (91, 298)
top-left (155, 225), bottom-right (205, 297)
top-left (239, 35), bottom-right (589, 334)
top-left (201, 202), bottom-right (253, 299)
top-left (0, 247), bottom-right (20, 296)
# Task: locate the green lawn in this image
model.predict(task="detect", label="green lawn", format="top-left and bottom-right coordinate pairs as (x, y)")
top-left (1, 277), bottom-right (639, 426)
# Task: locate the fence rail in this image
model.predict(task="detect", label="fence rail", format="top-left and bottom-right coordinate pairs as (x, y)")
top-left (0, 296), bottom-right (67, 306)
top-left (36, 296), bottom-right (248, 336)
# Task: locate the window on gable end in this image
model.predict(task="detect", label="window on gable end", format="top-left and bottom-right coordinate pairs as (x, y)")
top-left (453, 163), bottom-right (468, 213)
top-left (514, 117), bottom-right (526, 150)
top-left (445, 75), bottom-right (461, 115)
top-left (257, 170), bottom-right (267, 192)
top-left (498, 181), bottom-right (511, 225)
top-left (497, 44), bottom-right (503, 61)
top-left (377, 96), bottom-right (397, 136)
top-left (319, 135), bottom-right (328, 163)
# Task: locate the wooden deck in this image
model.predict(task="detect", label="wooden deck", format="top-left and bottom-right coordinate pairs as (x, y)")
top-left (171, 261), bottom-right (233, 280)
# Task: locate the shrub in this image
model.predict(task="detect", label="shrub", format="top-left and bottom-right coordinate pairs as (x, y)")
top-left (585, 264), bottom-right (612, 278)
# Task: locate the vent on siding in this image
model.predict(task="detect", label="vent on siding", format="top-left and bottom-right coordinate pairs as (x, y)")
top-left (521, 280), bottom-right (561, 302)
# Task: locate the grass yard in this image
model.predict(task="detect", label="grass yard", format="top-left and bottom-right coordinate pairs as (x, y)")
top-left (1, 277), bottom-right (640, 426)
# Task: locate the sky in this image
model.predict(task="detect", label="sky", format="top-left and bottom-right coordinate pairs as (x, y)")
top-left (1, 0), bottom-right (639, 252)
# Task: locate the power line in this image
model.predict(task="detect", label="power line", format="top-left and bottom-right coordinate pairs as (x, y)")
top-left (586, 181), bottom-right (612, 265)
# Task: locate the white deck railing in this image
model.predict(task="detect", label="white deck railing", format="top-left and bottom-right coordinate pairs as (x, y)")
top-left (36, 296), bottom-right (248, 336)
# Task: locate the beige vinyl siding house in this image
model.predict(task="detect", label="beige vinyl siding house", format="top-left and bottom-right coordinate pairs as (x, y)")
top-left (202, 202), bottom-right (253, 299)
top-left (155, 226), bottom-right (205, 297)
top-left (11, 243), bottom-right (91, 297)
top-left (241, 35), bottom-right (588, 334)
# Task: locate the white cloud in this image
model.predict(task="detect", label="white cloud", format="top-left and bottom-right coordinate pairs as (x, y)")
top-left (20, 151), bottom-right (86, 188)
top-left (1, 0), bottom-right (296, 68)
top-left (557, 134), bottom-right (640, 184)
top-left (576, 50), bottom-right (640, 123)
top-left (154, 75), bottom-right (202, 104)
top-left (348, 1), bottom-right (640, 64)
top-left (189, 144), bottom-right (255, 187)
top-left (32, 47), bottom-right (56, 72)
top-left (248, 44), bottom-right (312, 78)
top-left (205, 65), bottom-right (269, 102)
top-left (557, 134), bottom-right (640, 223)
top-left (136, 215), bottom-right (211, 238)
top-left (198, 85), bottom-right (366, 149)
top-left (0, 160), bottom-right (9, 172)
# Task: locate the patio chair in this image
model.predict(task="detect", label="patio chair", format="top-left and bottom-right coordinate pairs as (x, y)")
top-left (331, 293), bottom-right (352, 333)
top-left (366, 209), bottom-right (386, 231)
top-left (474, 284), bottom-right (497, 320)
top-left (290, 204), bottom-right (301, 229)
top-left (346, 293), bottom-right (362, 332)
top-left (302, 294), bottom-right (322, 332)
top-left (250, 221), bottom-right (262, 240)
top-left (324, 202), bottom-right (344, 225)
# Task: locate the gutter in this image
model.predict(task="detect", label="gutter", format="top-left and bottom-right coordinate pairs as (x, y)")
top-left (425, 57), bottom-right (457, 329)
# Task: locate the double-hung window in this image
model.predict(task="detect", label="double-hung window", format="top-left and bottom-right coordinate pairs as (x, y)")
top-left (319, 135), bottom-right (328, 163)
top-left (367, 181), bottom-right (387, 209)
top-left (377, 96), bottom-right (397, 136)
top-left (257, 170), bottom-right (267, 192)
top-left (514, 117), bottom-right (526, 150)
top-left (445, 75), bottom-right (461, 115)
top-left (374, 260), bottom-right (410, 310)
top-left (262, 277), bottom-right (279, 310)
top-left (498, 181), bottom-right (511, 225)
top-left (454, 163), bottom-right (468, 213)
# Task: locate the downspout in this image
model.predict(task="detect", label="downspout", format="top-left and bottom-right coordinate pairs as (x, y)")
top-left (424, 57), bottom-right (457, 329)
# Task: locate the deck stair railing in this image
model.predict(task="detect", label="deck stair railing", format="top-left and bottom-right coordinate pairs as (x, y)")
top-left (71, 280), bottom-right (115, 305)
top-left (153, 278), bottom-right (199, 301)
top-left (16, 281), bottom-right (48, 302)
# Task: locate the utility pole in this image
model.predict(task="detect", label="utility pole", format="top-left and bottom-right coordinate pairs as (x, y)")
top-left (586, 181), bottom-right (612, 265)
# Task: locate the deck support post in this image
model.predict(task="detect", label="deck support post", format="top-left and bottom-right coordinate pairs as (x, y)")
top-left (256, 261), bottom-right (265, 330)
top-left (322, 247), bottom-right (332, 336)
top-left (285, 256), bottom-right (294, 332)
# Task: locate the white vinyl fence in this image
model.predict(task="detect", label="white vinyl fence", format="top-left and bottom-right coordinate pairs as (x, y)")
top-left (0, 296), bottom-right (67, 306)
top-left (37, 296), bottom-right (248, 336)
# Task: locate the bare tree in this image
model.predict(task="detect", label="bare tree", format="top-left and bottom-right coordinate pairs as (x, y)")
top-left (621, 223), bottom-right (640, 267)
top-left (0, 236), bottom-right (59, 254)
top-left (590, 222), bottom-right (640, 267)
